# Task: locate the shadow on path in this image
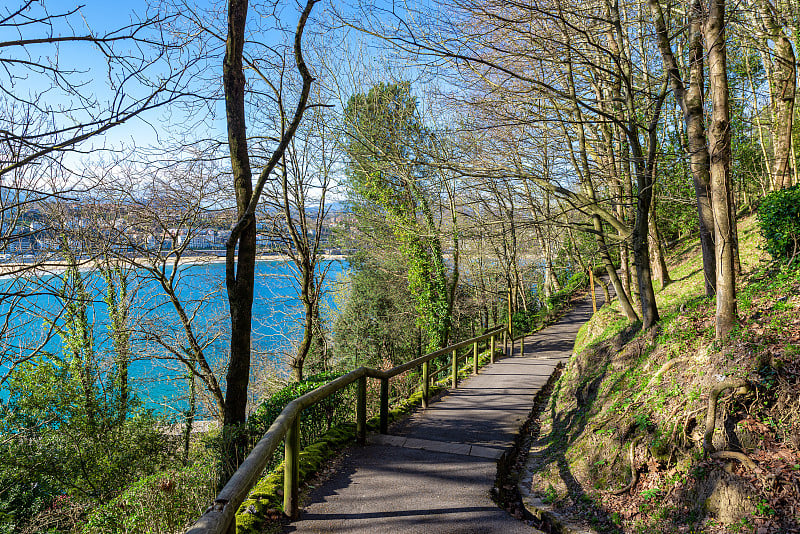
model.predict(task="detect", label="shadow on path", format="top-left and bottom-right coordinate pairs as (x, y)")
top-left (285, 290), bottom-right (603, 534)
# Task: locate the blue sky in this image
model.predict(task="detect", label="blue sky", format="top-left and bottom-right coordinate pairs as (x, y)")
top-left (4, 1), bottom-right (227, 159)
top-left (3, 0), bottom-right (439, 181)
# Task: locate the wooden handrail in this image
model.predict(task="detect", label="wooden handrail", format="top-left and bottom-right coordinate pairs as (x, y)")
top-left (186, 325), bottom-right (505, 534)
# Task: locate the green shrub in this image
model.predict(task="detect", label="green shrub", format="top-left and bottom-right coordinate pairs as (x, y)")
top-left (246, 372), bottom-right (355, 470)
top-left (757, 185), bottom-right (800, 263)
top-left (81, 450), bottom-right (218, 534)
top-left (510, 272), bottom-right (587, 337)
top-left (0, 464), bottom-right (57, 534)
top-left (0, 356), bottom-right (174, 533)
top-left (553, 271), bottom-right (588, 301)
top-left (512, 309), bottom-right (542, 337)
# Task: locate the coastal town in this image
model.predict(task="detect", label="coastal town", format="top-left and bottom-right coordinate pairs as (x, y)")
top-left (1, 204), bottom-right (351, 260)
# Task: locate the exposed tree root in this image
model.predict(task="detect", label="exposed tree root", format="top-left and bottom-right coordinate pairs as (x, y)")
top-left (703, 379), bottom-right (752, 454)
top-left (644, 357), bottom-right (688, 382)
top-left (612, 435), bottom-right (643, 495)
top-left (682, 406), bottom-right (705, 445)
top-left (665, 400), bottom-right (689, 445)
top-left (711, 450), bottom-right (757, 471)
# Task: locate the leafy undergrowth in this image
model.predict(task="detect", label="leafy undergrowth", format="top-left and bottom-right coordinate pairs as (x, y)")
top-left (525, 216), bottom-right (800, 534)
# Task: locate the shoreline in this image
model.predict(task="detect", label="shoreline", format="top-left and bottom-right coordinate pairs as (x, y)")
top-left (0, 252), bottom-right (348, 278)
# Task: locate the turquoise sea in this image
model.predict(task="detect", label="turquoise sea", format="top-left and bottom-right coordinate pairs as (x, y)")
top-left (0, 258), bottom-right (348, 418)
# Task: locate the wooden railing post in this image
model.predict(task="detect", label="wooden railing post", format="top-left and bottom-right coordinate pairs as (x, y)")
top-left (451, 348), bottom-right (458, 388)
top-left (422, 360), bottom-right (430, 408)
top-left (510, 336), bottom-right (515, 358)
top-left (356, 376), bottom-right (366, 445)
top-left (521, 335), bottom-right (525, 357)
top-left (283, 415), bottom-right (300, 520)
top-left (473, 340), bottom-right (479, 374)
top-left (503, 331), bottom-right (508, 357)
top-left (507, 287), bottom-right (513, 331)
top-left (490, 334), bottom-right (496, 364)
top-left (379, 378), bottom-right (389, 434)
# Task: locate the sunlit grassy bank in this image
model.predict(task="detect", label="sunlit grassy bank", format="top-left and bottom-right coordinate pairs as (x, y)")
top-left (525, 216), bottom-right (800, 534)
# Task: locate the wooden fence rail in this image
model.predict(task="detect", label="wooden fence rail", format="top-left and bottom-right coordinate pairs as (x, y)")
top-left (186, 325), bottom-right (507, 534)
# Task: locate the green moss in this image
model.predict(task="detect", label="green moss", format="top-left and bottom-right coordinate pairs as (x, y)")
top-left (236, 423), bottom-right (359, 533)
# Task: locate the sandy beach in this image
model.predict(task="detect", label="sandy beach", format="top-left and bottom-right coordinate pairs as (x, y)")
top-left (0, 252), bottom-right (348, 278)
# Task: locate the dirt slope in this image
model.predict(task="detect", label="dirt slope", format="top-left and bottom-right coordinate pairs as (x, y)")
top-left (520, 216), bottom-right (800, 534)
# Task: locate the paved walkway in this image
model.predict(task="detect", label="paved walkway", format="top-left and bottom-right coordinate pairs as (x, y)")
top-left (284, 291), bottom-right (601, 534)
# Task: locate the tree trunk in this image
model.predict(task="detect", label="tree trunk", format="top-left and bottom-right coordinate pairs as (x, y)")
top-left (184, 368), bottom-right (196, 466)
top-left (222, 0), bottom-right (257, 484)
top-left (220, 0), bottom-right (316, 485)
top-left (619, 144), bottom-right (639, 308)
top-left (598, 276), bottom-right (611, 304)
top-left (649, 192), bottom-right (671, 289)
top-left (595, 215), bottom-right (640, 321)
top-left (629, 104), bottom-right (665, 330)
top-left (631, 188), bottom-right (659, 329)
top-left (292, 292), bottom-right (314, 383)
top-left (687, 3), bottom-right (717, 298)
top-left (649, 0), bottom-right (716, 296)
top-left (705, 0), bottom-right (738, 338)
top-left (758, 0), bottom-right (796, 190)
top-left (477, 250), bottom-right (489, 327)
top-left (563, 46), bottom-right (638, 320)
top-left (313, 300), bottom-right (327, 371)
top-left (609, 0), bottom-right (661, 329)
top-left (628, 240), bottom-right (640, 307)
top-left (619, 216), bottom-right (633, 304)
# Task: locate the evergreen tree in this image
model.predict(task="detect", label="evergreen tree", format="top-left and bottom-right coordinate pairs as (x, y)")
top-left (343, 82), bottom-right (456, 350)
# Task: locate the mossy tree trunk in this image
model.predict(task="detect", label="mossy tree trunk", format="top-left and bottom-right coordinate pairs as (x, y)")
top-left (705, 0), bottom-right (738, 338)
top-left (220, 0), bottom-right (316, 485)
top-left (649, 0), bottom-right (716, 297)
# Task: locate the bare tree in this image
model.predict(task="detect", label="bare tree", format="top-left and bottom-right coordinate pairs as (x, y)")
top-left (259, 98), bottom-right (337, 382)
top-left (743, 0), bottom-right (797, 190)
top-left (649, 0), bottom-right (716, 297)
top-left (0, 0), bottom-right (192, 376)
top-left (705, 0), bottom-right (738, 337)
top-left (221, 0), bottom-right (318, 479)
top-left (93, 160), bottom-right (230, 420)
top-left (336, 0), bottom-right (666, 326)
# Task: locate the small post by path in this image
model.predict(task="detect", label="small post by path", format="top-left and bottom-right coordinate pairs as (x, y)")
top-left (379, 378), bottom-right (389, 434)
top-left (589, 269), bottom-right (597, 313)
top-left (473, 340), bottom-right (479, 374)
top-left (451, 348), bottom-right (458, 388)
top-left (356, 376), bottom-right (366, 444)
top-left (490, 334), bottom-right (496, 363)
top-left (284, 416), bottom-right (300, 519)
top-left (507, 287), bottom-right (513, 356)
top-left (422, 360), bottom-right (430, 408)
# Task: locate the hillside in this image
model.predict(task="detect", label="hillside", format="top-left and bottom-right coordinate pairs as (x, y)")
top-left (522, 216), bottom-right (800, 534)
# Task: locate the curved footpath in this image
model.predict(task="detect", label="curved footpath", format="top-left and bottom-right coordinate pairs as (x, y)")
top-left (284, 291), bottom-right (602, 534)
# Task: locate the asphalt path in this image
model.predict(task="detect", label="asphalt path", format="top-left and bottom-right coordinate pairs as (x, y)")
top-left (284, 290), bottom-right (601, 534)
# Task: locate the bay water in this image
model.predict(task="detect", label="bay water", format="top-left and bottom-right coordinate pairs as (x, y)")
top-left (0, 258), bottom-right (348, 418)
